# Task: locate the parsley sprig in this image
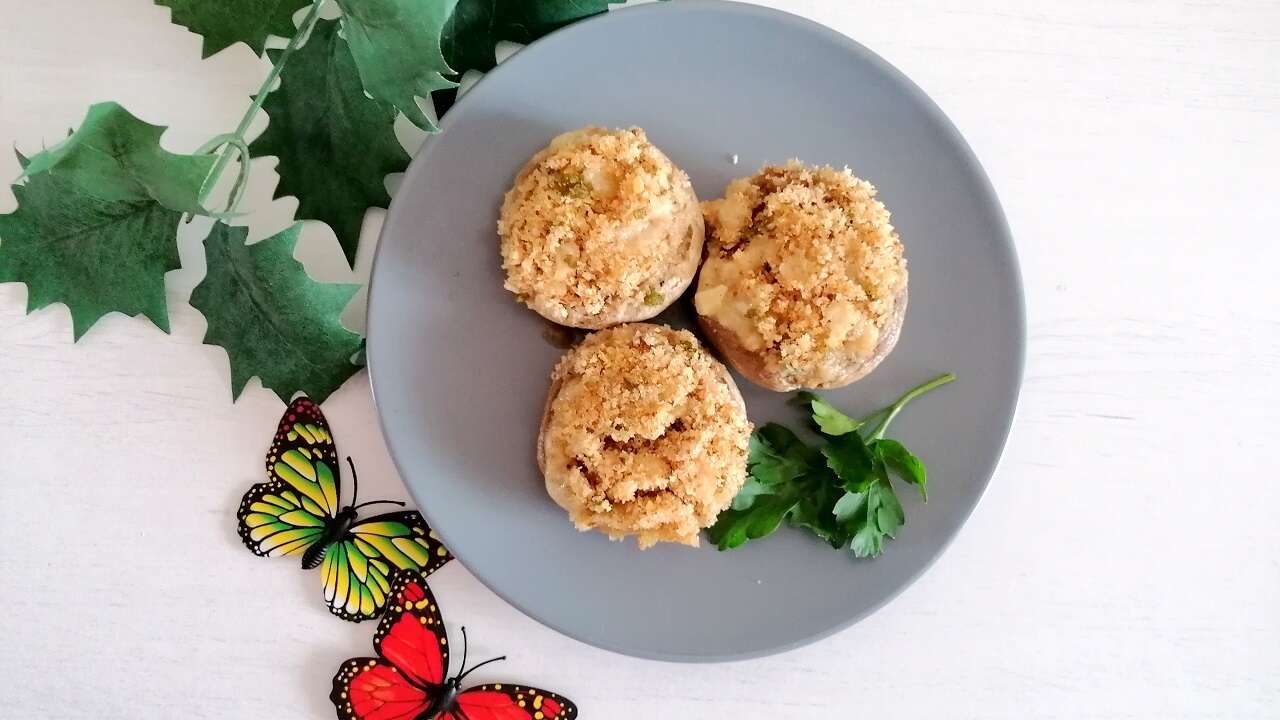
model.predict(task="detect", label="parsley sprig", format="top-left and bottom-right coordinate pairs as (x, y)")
top-left (708, 373), bottom-right (956, 558)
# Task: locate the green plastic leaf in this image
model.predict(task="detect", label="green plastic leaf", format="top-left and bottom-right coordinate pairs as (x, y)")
top-left (873, 438), bottom-right (929, 501)
top-left (0, 102), bottom-right (211, 340)
top-left (251, 19), bottom-right (409, 267)
top-left (155, 0), bottom-right (313, 57)
top-left (795, 391), bottom-right (862, 436)
top-left (0, 169), bottom-right (181, 340)
top-left (21, 102), bottom-right (216, 215)
top-left (190, 222), bottom-right (363, 402)
top-left (335, 0), bottom-right (459, 131)
top-left (441, 0), bottom-right (611, 75)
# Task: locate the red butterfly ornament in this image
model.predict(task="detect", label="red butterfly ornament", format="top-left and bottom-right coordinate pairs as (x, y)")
top-left (331, 570), bottom-right (578, 720)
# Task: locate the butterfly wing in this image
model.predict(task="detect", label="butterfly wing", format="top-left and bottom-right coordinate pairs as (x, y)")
top-left (453, 685), bottom-right (578, 720)
top-left (236, 480), bottom-right (328, 558)
top-left (267, 396), bottom-right (341, 519)
top-left (331, 657), bottom-right (431, 720)
top-left (373, 570), bottom-right (449, 686)
top-left (321, 511), bottom-right (453, 622)
top-left (330, 571), bottom-right (448, 718)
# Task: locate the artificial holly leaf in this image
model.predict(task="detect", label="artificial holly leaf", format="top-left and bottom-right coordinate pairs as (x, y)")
top-left (21, 102), bottom-right (216, 215)
top-left (155, 0), bottom-right (313, 58)
top-left (190, 222), bottom-right (363, 402)
top-left (251, 19), bottom-right (409, 267)
top-left (334, 0), bottom-right (459, 131)
top-left (0, 168), bottom-right (181, 340)
top-left (440, 0), bottom-right (612, 75)
top-left (0, 102), bottom-right (212, 340)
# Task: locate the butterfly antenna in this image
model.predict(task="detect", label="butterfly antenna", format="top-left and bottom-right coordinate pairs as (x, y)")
top-left (455, 655), bottom-right (507, 683)
top-left (458, 626), bottom-right (470, 678)
top-left (347, 456), bottom-right (360, 506)
top-left (350, 499), bottom-right (408, 512)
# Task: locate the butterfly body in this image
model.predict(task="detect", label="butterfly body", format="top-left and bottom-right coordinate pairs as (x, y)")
top-left (237, 397), bottom-right (452, 622)
top-left (418, 681), bottom-right (461, 720)
top-left (301, 506), bottom-right (358, 570)
top-left (332, 570), bottom-right (578, 720)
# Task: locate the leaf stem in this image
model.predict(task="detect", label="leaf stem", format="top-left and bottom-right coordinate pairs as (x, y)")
top-left (862, 372), bottom-right (956, 440)
top-left (196, 0), bottom-right (328, 208)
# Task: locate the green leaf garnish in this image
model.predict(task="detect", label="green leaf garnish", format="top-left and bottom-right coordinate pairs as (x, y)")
top-left (335, 0), bottom-right (459, 131)
top-left (821, 432), bottom-right (879, 492)
top-left (250, 19), bottom-right (410, 267)
top-left (872, 438), bottom-right (928, 501)
top-left (796, 390), bottom-right (862, 435)
top-left (155, 0), bottom-right (312, 58)
top-left (707, 490), bottom-right (800, 551)
top-left (750, 423), bottom-right (817, 486)
top-left (711, 373), bottom-right (955, 560)
top-left (190, 222), bottom-right (364, 402)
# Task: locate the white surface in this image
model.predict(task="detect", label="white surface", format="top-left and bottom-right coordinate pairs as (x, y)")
top-left (1, 0), bottom-right (1277, 717)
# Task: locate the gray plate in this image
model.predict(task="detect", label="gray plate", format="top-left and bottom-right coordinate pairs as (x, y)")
top-left (368, 0), bottom-right (1024, 662)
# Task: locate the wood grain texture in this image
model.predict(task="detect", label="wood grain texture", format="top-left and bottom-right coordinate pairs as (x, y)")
top-left (1, 0), bottom-right (1277, 717)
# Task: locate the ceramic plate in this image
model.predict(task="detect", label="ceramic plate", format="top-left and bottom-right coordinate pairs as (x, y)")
top-left (368, 0), bottom-right (1023, 661)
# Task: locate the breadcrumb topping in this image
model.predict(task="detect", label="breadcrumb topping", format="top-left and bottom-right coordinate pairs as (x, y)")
top-left (499, 128), bottom-right (699, 325)
top-left (542, 324), bottom-right (751, 548)
top-left (695, 162), bottom-right (907, 387)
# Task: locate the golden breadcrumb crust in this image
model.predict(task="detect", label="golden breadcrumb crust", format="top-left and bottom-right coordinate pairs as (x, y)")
top-left (695, 162), bottom-right (908, 390)
top-left (499, 127), bottom-right (703, 329)
top-left (538, 324), bottom-right (751, 548)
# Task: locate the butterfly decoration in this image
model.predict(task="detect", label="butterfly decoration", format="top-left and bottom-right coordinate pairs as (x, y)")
top-left (237, 396), bottom-right (452, 622)
top-left (331, 570), bottom-right (579, 720)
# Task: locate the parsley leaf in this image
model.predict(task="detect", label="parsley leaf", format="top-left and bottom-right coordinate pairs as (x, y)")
top-left (821, 431), bottom-right (880, 493)
top-left (796, 391), bottom-right (862, 436)
top-left (872, 438), bottom-right (928, 501)
top-left (750, 423), bottom-right (819, 486)
top-left (707, 489), bottom-right (801, 551)
top-left (786, 477), bottom-right (850, 548)
top-left (710, 373), bottom-right (955, 560)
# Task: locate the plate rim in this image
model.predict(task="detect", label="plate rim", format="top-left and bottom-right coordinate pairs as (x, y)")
top-left (367, 0), bottom-right (1027, 662)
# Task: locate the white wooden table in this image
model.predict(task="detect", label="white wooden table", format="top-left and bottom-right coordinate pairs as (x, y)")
top-left (2, 1), bottom-right (1277, 717)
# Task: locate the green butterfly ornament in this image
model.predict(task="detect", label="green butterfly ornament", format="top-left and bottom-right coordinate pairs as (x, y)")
top-left (237, 397), bottom-right (451, 622)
